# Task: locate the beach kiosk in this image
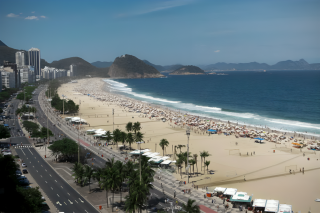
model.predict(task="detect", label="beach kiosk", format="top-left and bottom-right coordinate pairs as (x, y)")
top-left (223, 188), bottom-right (237, 199)
top-left (265, 200), bottom-right (279, 213)
top-left (213, 187), bottom-right (226, 197)
top-left (277, 204), bottom-right (292, 213)
top-left (252, 199), bottom-right (267, 212)
top-left (229, 192), bottom-right (253, 208)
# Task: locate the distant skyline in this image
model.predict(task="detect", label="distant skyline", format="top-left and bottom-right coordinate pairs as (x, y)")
top-left (1, 0), bottom-right (320, 65)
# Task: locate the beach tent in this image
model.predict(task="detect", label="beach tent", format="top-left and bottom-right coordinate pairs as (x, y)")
top-left (277, 204), bottom-right (292, 213)
top-left (207, 129), bottom-right (217, 132)
top-left (160, 160), bottom-right (172, 165)
top-left (253, 199), bottom-right (267, 208)
top-left (223, 188), bottom-right (237, 198)
top-left (146, 152), bottom-right (160, 158)
top-left (265, 200), bottom-right (279, 212)
top-left (213, 187), bottom-right (226, 194)
top-left (254, 137), bottom-right (264, 141)
top-left (229, 192), bottom-right (253, 207)
top-left (142, 152), bottom-right (152, 156)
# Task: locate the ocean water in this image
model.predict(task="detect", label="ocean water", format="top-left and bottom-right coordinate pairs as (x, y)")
top-left (103, 71), bottom-right (320, 137)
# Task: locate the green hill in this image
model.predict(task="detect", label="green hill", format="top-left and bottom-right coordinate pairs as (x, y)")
top-left (108, 54), bottom-right (164, 78)
top-left (170, 65), bottom-right (205, 75)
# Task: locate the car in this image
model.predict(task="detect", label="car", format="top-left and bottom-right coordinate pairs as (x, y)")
top-left (22, 163), bottom-right (27, 167)
top-left (22, 169), bottom-right (28, 174)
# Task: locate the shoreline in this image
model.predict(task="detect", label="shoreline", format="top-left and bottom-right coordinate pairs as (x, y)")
top-left (58, 78), bottom-right (320, 212)
top-left (104, 78), bottom-right (320, 140)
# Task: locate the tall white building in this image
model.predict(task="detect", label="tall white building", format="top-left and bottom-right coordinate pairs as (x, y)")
top-left (28, 47), bottom-right (41, 80)
top-left (15, 51), bottom-right (26, 67)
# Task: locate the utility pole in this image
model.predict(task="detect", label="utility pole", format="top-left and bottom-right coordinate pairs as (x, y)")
top-left (112, 108), bottom-right (114, 132)
top-left (78, 100), bottom-right (81, 163)
top-left (46, 108), bottom-right (48, 158)
top-left (186, 127), bottom-right (190, 183)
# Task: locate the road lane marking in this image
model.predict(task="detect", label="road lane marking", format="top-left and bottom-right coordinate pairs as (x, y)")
top-left (64, 202), bottom-right (67, 205)
top-left (49, 174), bottom-right (52, 177)
top-left (56, 201), bottom-right (62, 206)
top-left (67, 193), bottom-right (70, 195)
top-left (36, 170), bottom-right (38, 172)
top-left (85, 210), bottom-right (88, 213)
top-left (51, 187), bottom-right (53, 190)
top-left (28, 148), bottom-right (33, 155)
top-left (55, 180), bottom-right (57, 182)
top-left (41, 165), bottom-right (43, 167)
top-left (61, 186), bottom-right (63, 188)
top-left (57, 194), bottom-right (59, 197)
top-left (68, 199), bottom-right (73, 204)
top-left (79, 198), bottom-right (84, 203)
top-left (45, 169), bottom-right (47, 171)
top-left (33, 166), bottom-right (34, 168)
top-left (40, 175), bottom-right (42, 178)
top-left (45, 181), bottom-right (47, 183)
top-left (21, 149), bottom-right (26, 156)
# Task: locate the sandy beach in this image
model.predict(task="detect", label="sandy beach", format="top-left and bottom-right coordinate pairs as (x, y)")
top-left (57, 78), bottom-right (320, 212)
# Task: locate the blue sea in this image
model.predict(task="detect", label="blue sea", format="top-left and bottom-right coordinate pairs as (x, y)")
top-left (104, 71), bottom-right (320, 137)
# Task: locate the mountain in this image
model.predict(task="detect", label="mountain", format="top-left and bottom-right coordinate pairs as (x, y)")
top-left (0, 40), bottom-right (7, 47)
top-left (142, 60), bottom-right (165, 71)
top-left (203, 59), bottom-right (320, 71)
top-left (170, 65), bottom-right (205, 75)
top-left (108, 54), bottom-right (164, 78)
top-left (91, 61), bottom-right (113, 68)
top-left (50, 57), bottom-right (109, 77)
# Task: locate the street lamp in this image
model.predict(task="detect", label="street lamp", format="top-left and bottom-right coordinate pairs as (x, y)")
top-left (78, 100), bottom-right (81, 163)
top-left (136, 141), bottom-right (145, 182)
top-left (186, 126), bottom-right (190, 183)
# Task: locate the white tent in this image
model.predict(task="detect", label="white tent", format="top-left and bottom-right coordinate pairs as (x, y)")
top-left (160, 160), bottom-right (172, 165)
top-left (223, 188), bottom-right (237, 196)
top-left (232, 192), bottom-right (250, 200)
top-left (253, 199), bottom-right (267, 207)
top-left (146, 152), bottom-right (160, 158)
top-left (213, 187), bottom-right (226, 193)
top-left (142, 152), bottom-right (152, 156)
top-left (277, 204), bottom-right (292, 213)
top-left (265, 200), bottom-right (279, 212)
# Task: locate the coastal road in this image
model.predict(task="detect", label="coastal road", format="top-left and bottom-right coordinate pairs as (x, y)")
top-left (13, 137), bottom-right (99, 213)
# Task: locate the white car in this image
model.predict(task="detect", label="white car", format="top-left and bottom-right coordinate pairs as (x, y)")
top-left (22, 163), bottom-right (27, 167)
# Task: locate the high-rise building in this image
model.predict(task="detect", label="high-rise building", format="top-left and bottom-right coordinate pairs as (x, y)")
top-left (28, 48), bottom-right (41, 80)
top-left (2, 61), bottom-right (19, 88)
top-left (15, 51), bottom-right (26, 67)
top-left (70, 64), bottom-right (76, 76)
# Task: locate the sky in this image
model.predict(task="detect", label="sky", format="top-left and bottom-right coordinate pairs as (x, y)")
top-left (1, 0), bottom-right (320, 65)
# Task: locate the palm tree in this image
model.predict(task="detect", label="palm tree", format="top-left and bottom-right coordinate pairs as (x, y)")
top-left (108, 166), bottom-right (121, 212)
top-left (115, 161), bottom-right (125, 203)
top-left (92, 167), bottom-right (104, 189)
top-left (189, 159), bottom-right (196, 175)
top-left (112, 128), bottom-right (121, 149)
top-left (193, 154), bottom-right (198, 176)
top-left (134, 131), bottom-right (144, 144)
top-left (204, 161), bottom-right (210, 174)
top-left (105, 131), bottom-right (113, 145)
top-left (126, 122), bottom-right (133, 132)
top-left (175, 158), bottom-right (183, 179)
top-left (120, 131), bottom-right (127, 147)
top-left (132, 122), bottom-right (141, 134)
top-left (105, 157), bottom-right (116, 168)
top-left (83, 165), bottom-right (94, 192)
top-left (126, 133), bottom-right (134, 150)
top-left (182, 199), bottom-right (200, 213)
top-left (72, 162), bottom-right (84, 184)
top-left (202, 151), bottom-right (211, 174)
top-left (199, 151), bottom-right (205, 172)
top-left (177, 144), bottom-right (185, 153)
top-left (101, 167), bottom-right (111, 208)
top-left (159, 139), bottom-right (169, 156)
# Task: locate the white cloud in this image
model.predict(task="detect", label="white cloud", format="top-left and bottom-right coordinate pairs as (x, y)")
top-left (25, 16), bottom-right (38, 20)
top-left (31, 11), bottom-right (35, 13)
top-left (214, 50), bottom-right (220, 53)
top-left (40, 16), bottom-right (46, 18)
top-left (118, 0), bottom-right (195, 17)
top-left (7, 13), bottom-right (19, 18)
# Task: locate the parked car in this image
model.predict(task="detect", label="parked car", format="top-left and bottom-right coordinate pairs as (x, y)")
top-left (22, 163), bottom-right (27, 167)
top-left (22, 169), bottom-right (28, 174)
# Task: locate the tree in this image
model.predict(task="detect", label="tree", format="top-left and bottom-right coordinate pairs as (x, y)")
top-left (204, 161), bottom-right (210, 174)
top-left (120, 131), bottom-right (127, 147)
top-left (105, 131), bottom-right (113, 145)
top-left (16, 186), bottom-right (44, 213)
top-left (126, 133), bottom-right (134, 150)
top-left (48, 138), bottom-right (78, 161)
top-left (92, 167), bottom-right (104, 189)
top-left (22, 121), bottom-right (39, 133)
top-left (83, 165), bottom-right (94, 192)
top-left (72, 162), bottom-right (84, 185)
top-left (182, 199), bottom-right (200, 213)
top-left (132, 122), bottom-right (141, 134)
top-left (109, 166), bottom-right (121, 212)
top-left (202, 151), bottom-right (211, 174)
top-left (32, 127), bottom-right (53, 139)
top-left (101, 167), bottom-right (111, 208)
top-left (115, 161), bottom-right (125, 203)
top-left (126, 122), bottom-right (133, 132)
top-left (193, 154), bottom-right (198, 176)
top-left (159, 139), bottom-right (169, 156)
top-left (189, 159), bottom-right (196, 175)
top-left (200, 151), bottom-right (205, 172)
top-left (177, 144), bottom-right (185, 153)
top-left (134, 131), bottom-right (144, 143)
top-left (0, 125), bottom-right (10, 139)
top-left (112, 129), bottom-right (121, 148)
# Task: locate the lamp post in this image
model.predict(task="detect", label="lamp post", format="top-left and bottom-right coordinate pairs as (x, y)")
top-left (136, 141), bottom-right (144, 182)
top-left (186, 127), bottom-right (190, 183)
top-left (78, 100), bottom-right (81, 163)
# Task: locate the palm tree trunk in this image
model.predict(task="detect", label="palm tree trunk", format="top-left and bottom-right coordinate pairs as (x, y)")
top-left (203, 158), bottom-right (206, 174)
top-left (106, 189), bottom-right (109, 208)
top-left (201, 158), bottom-right (202, 171)
top-left (193, 165), bottom-right (194, 175)
top-left (163, 147), bottom-right (164, 156)
top-left (89, 178), bottom-right (90, 192)
top-left (120, 185), bottom-right (122, 203)
top-left (112, 190), bottom-right (115, 212)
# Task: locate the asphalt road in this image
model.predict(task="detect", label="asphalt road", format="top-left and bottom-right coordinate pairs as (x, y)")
top-left (31, 85), bottom-right (176, 212)
top-left (13, 137), bottom-right (99, 213)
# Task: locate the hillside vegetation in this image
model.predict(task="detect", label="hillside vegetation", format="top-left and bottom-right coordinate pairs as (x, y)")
top-left (170, 65), bottom-right (205, 75)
